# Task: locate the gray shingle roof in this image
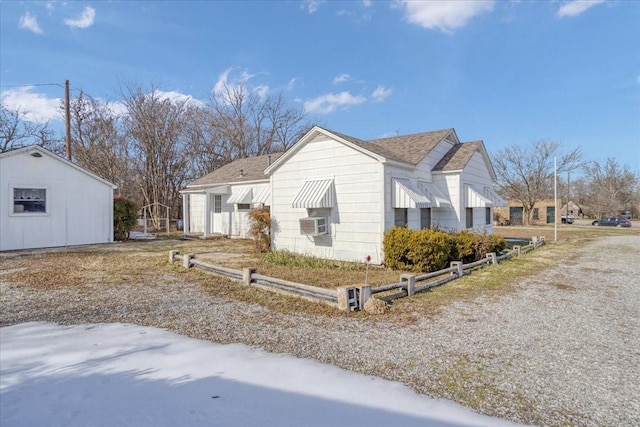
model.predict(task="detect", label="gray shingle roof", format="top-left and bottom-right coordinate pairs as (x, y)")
top-left (432, 140), bottom-right (482, 171)
top-left (186, 152), bottom-right (283, 187)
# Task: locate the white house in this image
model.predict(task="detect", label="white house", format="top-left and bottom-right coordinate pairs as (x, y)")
top-left (181, 153), bottom-right (283, 238)
top-left (182, 126), bottom-right (506, 264)
top-left (0, 145), bottom-right (117, 251)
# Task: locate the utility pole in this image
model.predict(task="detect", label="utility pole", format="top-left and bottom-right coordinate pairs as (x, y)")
top-left (65, 79), bottom-right (71, 160)
top-left (566, 171), bottom-right (570, 220)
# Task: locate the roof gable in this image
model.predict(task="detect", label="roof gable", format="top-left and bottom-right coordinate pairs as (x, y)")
top-left (367, 128), bottom-right (456, 165)
top-left (0, 145), bottom-right (117, 189)
top-left (186, 152), bottom-right (284, 187)
top-left (432, 140), bottom-right (497, 181)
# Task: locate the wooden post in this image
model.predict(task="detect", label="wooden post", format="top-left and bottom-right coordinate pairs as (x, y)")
top-left (487, 252), bottom-right (497, 264)
top-left (243, 268), bottom-right (256, 286)
top-left (169, 250), bottom-right (179, 263)
top-left (450, 261), bottom-right (463, 277)
top-left (401, 274), bottom-right (416, 296)
top-left (513, 245), bottom-right (521, 256)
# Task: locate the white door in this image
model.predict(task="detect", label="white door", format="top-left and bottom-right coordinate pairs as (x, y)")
top-left (212, 194), bottom-right (224, 234)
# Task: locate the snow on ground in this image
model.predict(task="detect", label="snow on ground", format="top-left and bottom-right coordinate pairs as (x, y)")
top-left (0, 322), bottom-right (524, 427)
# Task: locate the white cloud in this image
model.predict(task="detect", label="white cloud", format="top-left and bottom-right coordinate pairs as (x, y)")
top-left (19, 12), bottom-right (42, 34)
top-left (1, 87), bottom-right (62, 123)
top-left (304, 0), bottom-right (323, 14)
top-left (212, 67), bottom-right (269, 104)
top-left (253, 85), bottom-right (270, 99)
top-left (64, 6), bottom-right (96, 29)
top-left (556, 0), bottom-right (606, 18)
top-left (400, 0), bottom-right (495, 33)
top-left (362, 0), bottom-right (372, 7)
top-left (303, 91), bottom-right (366, 114)
top-left (371, 85), bottom-right (392, 102)
top-left (332, 74), bottom-right (352, 84)
top-left (155, 90), bottom-right (204, 108)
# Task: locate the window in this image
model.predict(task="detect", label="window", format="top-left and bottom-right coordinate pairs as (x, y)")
top-left (420, 208), bottom-right (431, 229)
top-left (237, 203), bottom-right (250, 211)
top-left (533, 208), bottom-right (539, 221)
top-left (13, 188), bottom-right (46, 213)
top-left (486, 207), bottom-right (491, 225)
top-left (214, 194), bottom-right (222, 213)
top-left (394, 208), bottom-right (407, 227)
top-left (466, 207), bottom-right (473, 228)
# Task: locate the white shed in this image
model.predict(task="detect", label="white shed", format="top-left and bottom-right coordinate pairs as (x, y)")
top-left (0, 145), bottom-right (117, 251)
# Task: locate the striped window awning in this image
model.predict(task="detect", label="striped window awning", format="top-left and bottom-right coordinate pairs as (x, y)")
top-left (393, 178), bottom-right (432, 208)
top-left (292, 179), bottom-right (334, 208)
top-left (252, 186), bottom-right (271, 205)
top-left (466, 184), bottom-right (493, 207)
top-left (227, 187), bottom-right (253, 204)
top-left (418, 181), bottom-right (451, 208)
top-left (483, 187), bottom-right (507, 207)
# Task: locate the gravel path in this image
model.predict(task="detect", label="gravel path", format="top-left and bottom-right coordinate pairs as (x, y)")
top-left (1, 235), bottom-right (639, 426)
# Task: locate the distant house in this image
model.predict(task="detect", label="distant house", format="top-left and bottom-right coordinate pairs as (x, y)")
top-left (0, 145), bottom-right (117, 251)
top-left (182, 126), bottom-right (506, 264)
top-left (494, 199), bottom-right (581, 225)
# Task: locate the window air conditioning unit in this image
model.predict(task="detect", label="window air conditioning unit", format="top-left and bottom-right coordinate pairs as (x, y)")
top-left (300, 217), bottom-right (328, 236)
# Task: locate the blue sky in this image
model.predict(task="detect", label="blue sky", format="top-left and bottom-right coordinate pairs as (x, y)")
top-left (1, 0), bottom-right (639, 172)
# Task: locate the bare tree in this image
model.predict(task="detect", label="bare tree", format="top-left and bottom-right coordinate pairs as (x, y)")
top-left (493, 140), bottom-right (582, 225)
top-left (189, 83), bottom-right (309, 175)
top-left (582, 158), bottom-right (639, 218)
top-left (121, 84), bottom-right (194, 226)
top-left (69, 91), bottom-right (134, 197)
top-left (0, 104), bottom-right (59, 153)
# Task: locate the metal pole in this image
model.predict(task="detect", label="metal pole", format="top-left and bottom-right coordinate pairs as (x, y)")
top-left (64, 80), bottom-right (71, 160)
top-left (554, 156), bottom-right (557, 242)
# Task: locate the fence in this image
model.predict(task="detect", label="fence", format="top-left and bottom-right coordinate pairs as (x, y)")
top-left (169, 236), bottom-right (545, 312)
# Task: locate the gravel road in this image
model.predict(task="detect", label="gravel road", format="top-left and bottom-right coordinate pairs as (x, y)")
top-left (1, 235), bottom-right (638, 426)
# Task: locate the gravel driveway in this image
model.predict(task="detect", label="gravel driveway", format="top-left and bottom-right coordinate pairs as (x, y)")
top-left (1, 235), bottom-right (638, 426)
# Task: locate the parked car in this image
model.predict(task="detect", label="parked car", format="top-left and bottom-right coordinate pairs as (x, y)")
top-left (591, 217), bottom-right (632, 227)
top-left (561, 214), bottom-right (575, 224)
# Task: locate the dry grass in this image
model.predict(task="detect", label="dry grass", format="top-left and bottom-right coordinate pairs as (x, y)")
top-left (2, 224), bottom-right (638, 320)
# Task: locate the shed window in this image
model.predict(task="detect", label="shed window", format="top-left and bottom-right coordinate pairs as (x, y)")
top-left (13, 188), bottom-right (46, 213)
top-left (466, 207), bottom-right (473, 228)
top-left (533, 208), bottom-right (539, 221)
top-left (237, 203), bottom-right (251, 211)
top-left (214, 194), bottom-right (222, 213)
top-left (486, 207), bottom-right (492, 225)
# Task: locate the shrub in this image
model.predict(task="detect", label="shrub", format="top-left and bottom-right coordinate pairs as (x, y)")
top-left (407, 228), bottom-right (452, 273)
top-left (113, 197), bottom-right (137, 241)
top-left (450, 230), bottom-right (507, 263)
top-left (382, 226), bottom-right (413, 270)
top-left (248, 205), bottom-right (271, 253)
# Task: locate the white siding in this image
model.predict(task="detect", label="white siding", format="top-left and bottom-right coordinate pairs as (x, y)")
top-left (1, 150), bottom-right (114, 251)
top-left (189, 194), bottom-right (205, 233)
top-left (271, 136), bottom-right (385, 264)
top-left (461, 152), bottom-right (496, 233)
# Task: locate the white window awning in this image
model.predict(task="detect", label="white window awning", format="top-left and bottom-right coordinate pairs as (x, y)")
top-left (418, 181), bottom-right (451, 208)
top-left (292, 179), bottom-right (334, 208)
top-left (252, 186), bottom-right (271, 205)
top-left (227, 187), bottom-right (253, 204)
top-left (393, 178), bottom-right (432, 209)
top-left (483, 187), bottom-right (507, 207)
top-left (466, 184), bottom-right (493, 207)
